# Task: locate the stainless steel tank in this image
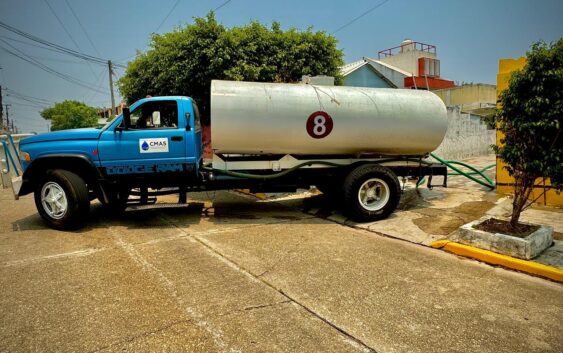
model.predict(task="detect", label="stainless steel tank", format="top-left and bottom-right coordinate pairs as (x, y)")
top-left (210, 80), bottom-right (447, 156)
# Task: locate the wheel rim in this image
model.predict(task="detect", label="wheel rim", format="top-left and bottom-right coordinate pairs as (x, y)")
top-left (357, 178), bottom-right (390, 211)
top-left (41, 182), bottom-right (68, 219)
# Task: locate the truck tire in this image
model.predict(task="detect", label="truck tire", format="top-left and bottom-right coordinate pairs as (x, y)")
top-left (343, 164), bottom-right (400, 222)
top-left (34, 169), bottom-right (90, 230)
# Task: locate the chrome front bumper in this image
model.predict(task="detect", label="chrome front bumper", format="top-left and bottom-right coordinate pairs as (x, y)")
top-left (11, 176), bottom-right (22, 200)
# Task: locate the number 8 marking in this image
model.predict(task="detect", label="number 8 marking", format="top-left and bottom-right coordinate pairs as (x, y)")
top-left (313, 115), bottom-right (327, 136)
top-left (306, 111), bottom-right (333, 139)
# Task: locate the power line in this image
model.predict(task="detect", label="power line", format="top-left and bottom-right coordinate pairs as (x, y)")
top-left (155, 0), bottom-right (182, 33)
top-left (83, 67), bottom-right (107, 104)
top-left (5, 88), bottom-right (54, 104)
top-left (0, 35), bottom-right (100, 64)
top-left (214, 0), bottom-right (232, 12)
top-left (6, 88), bottom-right (54, 102)
top-left (43, 0), bottom-right (82, 56)
top-left (4, 101), bottom-right (46, 109)
top-left (0, 38), bottom-right (99, 89)
top-left (43, 0), bottom-right (98, 79)
top-left (331, 0), bottom-right (391, 35)
top-left (27, 54), bottom-right (84, 64)
top-left (0, 39), bottom-right (107, 94)
top-left (0, 35), bottom-right (68, 55)
top-left (63, 0), bottom-right (101, 56)
top-left (6, 97), bottom-right (48, 109)
top-left (0, 20), bottom-right (126, 68)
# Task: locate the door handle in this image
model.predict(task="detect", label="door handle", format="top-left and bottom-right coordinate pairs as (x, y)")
top-left (171, 136), bottom-right (183, 142)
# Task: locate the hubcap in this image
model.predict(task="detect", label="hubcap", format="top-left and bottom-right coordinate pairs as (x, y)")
top-left (358, 178), bottom-right (390, 211)
top-left (41, 182), bottom-right (68, 219)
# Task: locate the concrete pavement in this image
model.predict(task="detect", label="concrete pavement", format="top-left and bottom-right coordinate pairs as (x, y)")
top-left (1, 187), bottom-right (562, 352)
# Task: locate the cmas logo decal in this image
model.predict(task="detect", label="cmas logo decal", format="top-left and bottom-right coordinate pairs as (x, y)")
top-left (139, 138), bottom-right (169, 153)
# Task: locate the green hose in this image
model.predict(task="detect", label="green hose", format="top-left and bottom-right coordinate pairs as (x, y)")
top-left (204, 157), bottom-right (433, 180)
top-left (202, 161), bottom-right (345, 180)
top-left (206, 154), bottom-right (495, 190)
top-left (416, 154), bottom-right (495, 189)
top-left (448, 163), bottom-right (495, 176)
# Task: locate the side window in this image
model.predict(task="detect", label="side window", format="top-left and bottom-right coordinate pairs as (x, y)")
top-left (192, 101), bottom-right (201, 131)
top-left (129, 100), bottom-right (178, 129)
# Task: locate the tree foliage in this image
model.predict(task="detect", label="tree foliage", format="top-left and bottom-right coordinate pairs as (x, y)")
top-left (118, 13), bottom-right (344, 121)
top-left (495, 39), bottom-right (562, 227)
top-left (40, 100), bottom-right (98, 131)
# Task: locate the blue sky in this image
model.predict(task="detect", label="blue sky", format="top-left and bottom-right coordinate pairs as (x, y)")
top-left (1, 0), bottom-right (561, 133)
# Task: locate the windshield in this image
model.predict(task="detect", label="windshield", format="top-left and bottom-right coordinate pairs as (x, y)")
top-left (101, 116), bottom-right (120, 131)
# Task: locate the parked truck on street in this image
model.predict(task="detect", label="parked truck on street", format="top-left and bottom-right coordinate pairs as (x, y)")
top-left (11, 80), bottom-right (448, 230)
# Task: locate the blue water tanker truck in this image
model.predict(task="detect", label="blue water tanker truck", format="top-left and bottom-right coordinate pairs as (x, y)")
top-left (11, 80), bottom-right (448, 230)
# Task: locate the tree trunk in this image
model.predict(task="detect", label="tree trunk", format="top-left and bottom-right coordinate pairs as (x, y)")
top-left (509, 172), bottom-right (535, 229)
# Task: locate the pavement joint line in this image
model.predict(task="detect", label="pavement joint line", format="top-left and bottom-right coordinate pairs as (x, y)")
top-left (431, 240), bottom-right (563, 283)
top-left (2, 247), bottom-right (107, 267)
top-left (159, 211), bottom-right (377, 353)
top-left (106, 225), bottom-right (241, 353)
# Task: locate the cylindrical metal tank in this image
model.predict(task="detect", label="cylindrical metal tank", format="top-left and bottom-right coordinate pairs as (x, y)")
top-left (210, 80), bottom-right (447, 156)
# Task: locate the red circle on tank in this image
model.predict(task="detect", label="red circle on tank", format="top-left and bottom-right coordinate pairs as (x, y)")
top-left (306, 111), bottom-right (333, 139)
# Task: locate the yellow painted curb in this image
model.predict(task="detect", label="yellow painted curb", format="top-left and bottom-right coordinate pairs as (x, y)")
top-left (431, 240), bottom-right (563, 283)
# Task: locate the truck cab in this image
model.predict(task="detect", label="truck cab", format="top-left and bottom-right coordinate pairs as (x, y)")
top-left (14, 96), bottom-right (202, 229)
top-left (98, 96), bottom-right (202, 182)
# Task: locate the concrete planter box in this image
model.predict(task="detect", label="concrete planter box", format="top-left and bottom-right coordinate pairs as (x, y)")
top-left (459, 218), bottom-right (553, 260)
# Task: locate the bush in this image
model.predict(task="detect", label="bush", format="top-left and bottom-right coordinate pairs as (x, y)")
top-left (495, 39), bottom-right (562, 227)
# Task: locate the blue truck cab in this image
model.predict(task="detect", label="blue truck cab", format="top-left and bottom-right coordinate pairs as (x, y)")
top-left (14, 96), bottom-right (203, 229)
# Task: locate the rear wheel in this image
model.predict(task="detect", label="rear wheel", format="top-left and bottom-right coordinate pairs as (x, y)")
top-left (343, 164), bottom-right (400, 222)
top-left (34, 169), bottom-right (90, 230)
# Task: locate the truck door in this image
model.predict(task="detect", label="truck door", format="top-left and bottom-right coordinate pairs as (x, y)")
top-left (183, 99), bottom-right (202, 167)
top-left (97, 99), bottom-right (192, 177)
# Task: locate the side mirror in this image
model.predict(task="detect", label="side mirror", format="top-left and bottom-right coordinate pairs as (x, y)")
top-left (122, 108), bottom-right (131, 129)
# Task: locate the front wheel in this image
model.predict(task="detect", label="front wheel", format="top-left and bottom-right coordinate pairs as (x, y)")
top-left (34, 169), bottom-right (90, 230)
top-left (343, 164), bottom-right (400, 222)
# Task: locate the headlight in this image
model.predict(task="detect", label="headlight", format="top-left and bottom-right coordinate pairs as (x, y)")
top-left (20, 150), bottom-right (31, 162)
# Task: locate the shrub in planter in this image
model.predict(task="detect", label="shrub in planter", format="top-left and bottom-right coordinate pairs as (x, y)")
top-left (492, 39), bottom-right (562, 233)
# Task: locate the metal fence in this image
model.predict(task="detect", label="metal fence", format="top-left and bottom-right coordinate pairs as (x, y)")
top-left (0, 133), bottom-right (35, 189)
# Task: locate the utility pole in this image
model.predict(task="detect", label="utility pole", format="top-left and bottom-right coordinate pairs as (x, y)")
top-left (4, 104), bottom-right (11, 131)
top-left (0, 66), bottom-right (4, 130)
top-left (108, 60), bottom-right (116, 118)
top-left (0, 84), bottom-right (3, 129)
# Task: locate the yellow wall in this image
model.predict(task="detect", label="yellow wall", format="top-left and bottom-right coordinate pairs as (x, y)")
top-left (434, 84), bottom-right (497, 107)
top-left (496, 58), bottom-right (562, 207)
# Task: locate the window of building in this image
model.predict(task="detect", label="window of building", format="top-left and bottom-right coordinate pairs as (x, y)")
top-left (423, 58), bottom-right (440, 77)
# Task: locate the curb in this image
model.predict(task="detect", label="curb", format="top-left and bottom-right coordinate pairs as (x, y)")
top-left (431, 240), bottom-right (563, 283)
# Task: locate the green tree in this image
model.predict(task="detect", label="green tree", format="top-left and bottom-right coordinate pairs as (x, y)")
top-left (495, 39), bottom-right (562, 228)
top-left (40, 100), bottom-right (98, 131)
top-left (118, 12), bottom-right (344, 121)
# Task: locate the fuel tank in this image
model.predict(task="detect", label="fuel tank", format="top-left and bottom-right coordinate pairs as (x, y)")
top-left (210, 80), bottom-right (447, 156)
